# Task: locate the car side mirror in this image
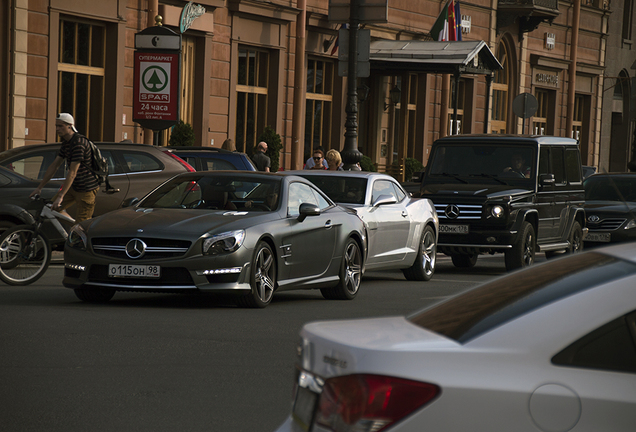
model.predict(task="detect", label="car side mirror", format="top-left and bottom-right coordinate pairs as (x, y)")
top-left (297, 202), bottom-right (320, 222)
top-left (373, 194), bottom-right (397, 207)
top-left (122, 197), bottom-right (140, 208)
top-left (539, 174), bottom-right (555, 186)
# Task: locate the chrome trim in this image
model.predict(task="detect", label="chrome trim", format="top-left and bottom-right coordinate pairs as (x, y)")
top-left (85, 282), bottom-right (197, 289)
top-left (438, 243), bottom-right (512, 249)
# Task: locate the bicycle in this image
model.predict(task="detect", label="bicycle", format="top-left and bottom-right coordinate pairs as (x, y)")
top-left (0, 195), bottom-right (75, 285)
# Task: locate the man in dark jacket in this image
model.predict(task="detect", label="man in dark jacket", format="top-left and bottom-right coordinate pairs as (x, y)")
top-left (252, 141), bottom-right (271, 172)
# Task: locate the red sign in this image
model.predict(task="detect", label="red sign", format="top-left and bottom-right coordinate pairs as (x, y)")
top-left (133, 52), bottom-right (180, 124)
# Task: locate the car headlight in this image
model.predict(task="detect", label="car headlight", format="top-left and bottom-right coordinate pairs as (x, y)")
top-left (625, 219), bottom-right (636, 230)
top-left (490, 205), bottom-right (505, 218)
top-left (67, 225), bottom-right (87, 250)
top-left (202, 230), bottom-right (245, 255)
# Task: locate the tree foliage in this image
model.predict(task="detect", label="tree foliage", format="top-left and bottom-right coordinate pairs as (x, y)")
top-left (256, 126), bottom-right (282, 172)
top-left (168, 121), bottom-right (195, 146)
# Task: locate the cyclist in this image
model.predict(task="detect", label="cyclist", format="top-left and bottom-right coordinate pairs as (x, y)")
top-left (30, 113), bottom-right (99, 223)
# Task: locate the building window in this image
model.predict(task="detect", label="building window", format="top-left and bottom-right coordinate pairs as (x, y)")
top-left (623, 0), bottom-right (634, 41)
top-left (491, 44), bottom-right (509, 134)
top-left (572, 94), bottom-right (584, 140)
top-left (305, 59), bottom-right (334, 161)
top-left (235, 47), bottom-right (269, 153)
top-left (533, 89), bottom-right (548, 135)
top-left (449, 78), bottom-right (465, 135)
top-left (58, 19), bottom-right (105, 140)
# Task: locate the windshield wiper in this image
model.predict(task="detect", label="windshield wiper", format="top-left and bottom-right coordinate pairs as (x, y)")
top-left (470, 173), bottom-right (509, 185)
top-left (437, 172), bottom-right (468, 184)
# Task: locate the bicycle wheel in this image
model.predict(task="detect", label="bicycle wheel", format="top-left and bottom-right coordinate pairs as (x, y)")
top-left (0, 225), bottom-right (51, 285)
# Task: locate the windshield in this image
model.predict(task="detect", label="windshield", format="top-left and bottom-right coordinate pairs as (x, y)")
top-left (584, 176), bottom-right (636, 202)
top-left (427, 145), bottom-right (536, 182)
top-left (140, 175), bottom-right (281, 211)
top-left (297, 175), bottom-right (368, 205)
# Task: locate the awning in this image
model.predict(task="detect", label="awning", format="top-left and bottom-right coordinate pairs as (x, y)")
top-left (369, 40), bottom-right (503, 75)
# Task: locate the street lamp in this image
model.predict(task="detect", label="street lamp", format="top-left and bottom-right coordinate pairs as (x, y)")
top-left (384, 85), bottom-right (401, 110)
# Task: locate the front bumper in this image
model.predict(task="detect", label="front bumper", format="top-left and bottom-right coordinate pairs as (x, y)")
top-left (63, 245), bottom-right (253, 295)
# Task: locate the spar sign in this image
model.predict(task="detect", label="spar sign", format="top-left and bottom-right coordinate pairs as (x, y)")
top-left (133, 26), bottom-right (181, 131)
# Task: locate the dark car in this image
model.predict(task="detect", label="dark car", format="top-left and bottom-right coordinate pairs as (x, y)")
top-left (0, 142), bottom-right (194, 219)
top-left (63, 171), bottom-right (366, 307)
top-left (419, 134), bottom-right (586, 271)
top-left (167, 146), bottom-right (256, 171)
top-left (584, 172), bottom-right (636, 245)
top-left (0, 165), bottom-right (70, 244)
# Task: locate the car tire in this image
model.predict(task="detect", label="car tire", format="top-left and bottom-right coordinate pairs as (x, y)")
top-left (321, 238), bottom-right (362, 300)
top-left (451, 253), bottom-right (478, 268)
top-left (505, 221), bottom-right (535, 271)
top-left (237, 241), bottom-right (276, 308)
top-left (74, 288), bottom-right (115, 303)
top-left (403, 225), bottom-right (436, 281)
top-left (567, 221), bottom-right (583, 254)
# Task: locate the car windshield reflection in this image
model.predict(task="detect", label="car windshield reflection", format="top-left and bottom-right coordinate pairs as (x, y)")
top-left (140, 175), bottom-right (281, 211)
top-left (584, 176), bottom-right (636, 202)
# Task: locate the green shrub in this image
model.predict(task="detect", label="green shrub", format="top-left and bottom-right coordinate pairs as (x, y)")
top-left (359, 155), bottom-right (377, 172)
top-left (404, 157), bottom-right (424, 181)
top-left (256, 126), bottom-right (282, 172)
top-left (168, 121), bottom-right (195, 146)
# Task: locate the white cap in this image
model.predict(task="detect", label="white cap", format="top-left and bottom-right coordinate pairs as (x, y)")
top-left (56, 113), bottom-right (78, 132)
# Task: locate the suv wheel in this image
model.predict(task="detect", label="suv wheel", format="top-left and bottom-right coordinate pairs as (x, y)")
top-left (505, 221), bottom-right (535, 271)
top-left (451, 253), bottom-right (478, 268)
top-left (568, 221), bottom-right (583, 253)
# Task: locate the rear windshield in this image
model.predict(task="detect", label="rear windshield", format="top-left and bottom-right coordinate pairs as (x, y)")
top-left (408, 252), bottom-right (636, 343)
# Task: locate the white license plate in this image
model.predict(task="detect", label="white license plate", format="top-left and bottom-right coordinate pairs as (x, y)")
top-left (440, 224), bottom-right (469, 234)
top-left (585, 232), bottom-right (611, 242)
top-left (108, 264), bottom-right (161, 278)
top-left (292, 386), bottom-right (319, 431)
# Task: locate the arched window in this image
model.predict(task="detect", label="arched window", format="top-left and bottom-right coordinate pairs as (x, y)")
top-left (491, 43), bottom-right (509, 134)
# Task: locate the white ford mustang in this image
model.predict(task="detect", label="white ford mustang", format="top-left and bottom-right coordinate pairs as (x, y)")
top-left (287, 171), bottom-right (438, 281)
top-left (275, 242), bottom-right (636, 432)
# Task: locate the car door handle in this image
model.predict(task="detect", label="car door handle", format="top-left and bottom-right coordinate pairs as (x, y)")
top-left (325, 220), bottom-right (333, 229)
top-left (401, 211), bottom-right (408, 218)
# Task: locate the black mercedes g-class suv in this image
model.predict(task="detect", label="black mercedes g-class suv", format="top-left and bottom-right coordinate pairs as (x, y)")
top-left (419, 134), bottom-right (586, 271)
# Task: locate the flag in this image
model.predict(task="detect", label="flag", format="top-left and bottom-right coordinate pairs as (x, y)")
top-left (455, 0), bottom-right (463, 41)
top-left (430, 2), bottom-right (449, 41)
top-left (448, 0), bottom-right (457, 41)
top-left (330, 24), bottom-right (347, 56)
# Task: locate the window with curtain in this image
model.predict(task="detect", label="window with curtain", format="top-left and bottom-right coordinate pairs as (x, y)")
top-left (572, 94), bottom-right (584, 140)
top-left (235, 47), bottom-right (269, 154)
top-left (533, 89), bottom-right (548, 135)
top-left (449, 78), bottom-right (465, 135)
top-left (58, 19), bottom-right (105, 140)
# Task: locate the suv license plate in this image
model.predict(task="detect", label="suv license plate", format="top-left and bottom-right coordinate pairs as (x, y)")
top-left (585, 232), bottom-right (610, 242)
top-left (292, 385), bottom-right (319, 431)
top-left (440, 224), bottom-right (469, 234)
top-left (108, 264), bottom-right (160, 278)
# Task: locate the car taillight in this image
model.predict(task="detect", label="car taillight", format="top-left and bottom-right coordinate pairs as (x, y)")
top-left (313, 374), bottom-right (440, 432)
top-left (165, 151), bottom-right (196, 172)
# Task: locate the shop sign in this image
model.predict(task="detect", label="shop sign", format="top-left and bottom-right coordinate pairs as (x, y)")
top-left (545, 33), bottom-right (555, 50)
top-left (133, 53), bottom-right (180, 124)
top-left (461, 15), bottom-right (471, 34)
top-left (180, 2), bottom-right (206, 33)
top-left (534, 70), bottom-right (560, 88)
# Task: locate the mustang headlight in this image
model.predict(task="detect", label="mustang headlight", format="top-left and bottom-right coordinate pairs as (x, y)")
top-left (625, 219), bottom-right (636, 230)
top-left (203, 230), bottom-right (245, 255)
top-left (68, 225), bottom-right (87, 250)
top-left (490, 205), bottom-right (505, 218)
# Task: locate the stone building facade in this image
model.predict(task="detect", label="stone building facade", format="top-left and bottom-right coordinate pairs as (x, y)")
top-left (1, 0), bottom-right (629, 176)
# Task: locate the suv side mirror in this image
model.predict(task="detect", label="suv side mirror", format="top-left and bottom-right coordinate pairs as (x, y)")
top-left (539, 174), bottom-right (555, 186)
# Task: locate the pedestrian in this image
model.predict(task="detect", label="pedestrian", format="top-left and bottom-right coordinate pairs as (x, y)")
top-left (304, 146), bottom-right (329, 169)
top-left (325, 149), bottom-right (344, 171)
top-left (309, 149), bottom-right (328, 170)
top-left (252, 141), bottom-right (271, 172)
top-left (221, 138), bottom-right (235, 151)
top-left (30, 113), bottom-right (100, 223)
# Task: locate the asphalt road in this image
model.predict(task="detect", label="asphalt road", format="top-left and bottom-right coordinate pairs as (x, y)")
top-left (0, 254), bottom-right (531, 432)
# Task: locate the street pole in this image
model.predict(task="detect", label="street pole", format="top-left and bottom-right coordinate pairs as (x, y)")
top-left (341, 0), bottom-right (363, 170)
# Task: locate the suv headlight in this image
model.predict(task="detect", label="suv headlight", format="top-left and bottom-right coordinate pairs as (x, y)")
top-left (68, 225), bottom-right (87, 250)
top-left (490, 205), bottom-right (505, 219)
top-left (203, 230), bottom-right (245, 255)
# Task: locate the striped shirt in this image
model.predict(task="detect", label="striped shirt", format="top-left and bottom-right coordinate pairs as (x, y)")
top-left (58, 133), bottom-right (100, 192)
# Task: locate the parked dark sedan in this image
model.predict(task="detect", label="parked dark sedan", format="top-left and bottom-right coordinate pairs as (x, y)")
top-left (167, 146), bottom-right (256, 171)
top-left (0, 142), bottom-right (194, 219)
top-left (63, 172), bottom-right (366, 307)
top-left (584, 172), bottom-right (636, 245)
